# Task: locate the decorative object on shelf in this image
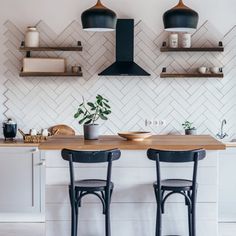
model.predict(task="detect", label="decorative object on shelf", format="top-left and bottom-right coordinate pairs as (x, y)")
top-left (160, 67), bottom-right (224, 78)
top-left (18, 129), bottom-right (50, 143)
top-left (181, 33), bottom-right (191, 48)
top-left (169, 33), bottom-right (179, 48)
top-left (25, 26), bottom-right (39, 47)
top-left (74, 94), bottom-right (111, 140)
top-left (71, 65), bottom-right (80, 74)
top-left (23, 58), bottom-right (65, 73)
top-left (160, 41), bottom-right (224, 52)
top-left (198, 66), bottom-right (207, 74)
top-left (163, 0), bottom-right (199, 32)
top-left (81, 0), bottom-right (117, 32)
top-left (3, 118), bottom-right (17, 142)
top-left (118, 131), bottom-right (152, 141)
top-left (182, 121), bottom-right (196, 135)
top-left (210, 67), bottom-right (222, 74)
top-left (48, 124), bottom-right (75, 136)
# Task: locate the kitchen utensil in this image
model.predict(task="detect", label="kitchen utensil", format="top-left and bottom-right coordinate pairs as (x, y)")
top-left (118, 131), bottom-right (152, 141)
top-left (30, 129), bottom-right (37, 136)
top-left (42, 129), bottom-right (50, 137)
top-left (48, 124), bottom-right (75, 136)
top-left (3, 118), bottom-right (17, 141)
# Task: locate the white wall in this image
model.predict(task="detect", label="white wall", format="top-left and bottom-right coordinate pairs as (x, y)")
top-left (0, 0), bottom-right (236, 136)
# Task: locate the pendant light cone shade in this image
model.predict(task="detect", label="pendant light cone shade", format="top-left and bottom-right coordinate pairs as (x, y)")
top-left (163, 0), bottom-right (199, 32)
top-left (81, 0), bottom-right (117, 32)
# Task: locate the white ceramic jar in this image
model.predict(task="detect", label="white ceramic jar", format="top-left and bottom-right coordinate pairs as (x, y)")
top-left (182, 33), bottom-right (191, 48)
top-left (169, 33), bottom-right (178, 48)
top-left (25, 26), bottom-right (39, 47)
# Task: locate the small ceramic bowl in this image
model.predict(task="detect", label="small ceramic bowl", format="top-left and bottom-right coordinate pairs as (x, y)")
top-left (210, 67), bottom-right (220, 74)
top-left (198, 67), bottom-right (207, 74)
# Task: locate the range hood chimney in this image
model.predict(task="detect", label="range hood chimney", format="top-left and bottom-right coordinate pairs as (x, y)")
top-left (98, 19), bottom-right (150, 76)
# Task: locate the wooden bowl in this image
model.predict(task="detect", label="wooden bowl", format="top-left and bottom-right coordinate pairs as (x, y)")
top-left (118, 132), bottom-right (152, 141)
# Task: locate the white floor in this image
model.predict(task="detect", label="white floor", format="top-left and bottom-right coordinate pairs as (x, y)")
top-left (0, 223), bottom-right (235, 236)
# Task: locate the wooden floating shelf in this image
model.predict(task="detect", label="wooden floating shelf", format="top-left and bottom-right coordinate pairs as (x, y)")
top-left (19, 41), bottom-right (82, 53)
top-left (160, 41), bottom-right (224, 52)
top-left (19, 71), bottom-right (83, 77)
top-left (160, 72), bottom-right (224, 78)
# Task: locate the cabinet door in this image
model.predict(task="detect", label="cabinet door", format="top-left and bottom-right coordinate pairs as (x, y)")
top-left (0, 147), bottom-right (42, 214)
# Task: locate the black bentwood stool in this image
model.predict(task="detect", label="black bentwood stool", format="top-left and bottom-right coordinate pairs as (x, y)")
top-left (61, 148), bottom-right (121, 236)
top-left (147, 149), bottom-right (206, 236)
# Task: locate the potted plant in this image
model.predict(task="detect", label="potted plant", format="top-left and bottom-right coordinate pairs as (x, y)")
top-left (74, 95), bottom-right (111, 140)
top-left (182, 121), bottom-right (196, 135)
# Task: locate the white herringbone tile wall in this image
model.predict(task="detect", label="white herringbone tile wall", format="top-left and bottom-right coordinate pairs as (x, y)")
top-left (3, 20), bottom-right (236, 138)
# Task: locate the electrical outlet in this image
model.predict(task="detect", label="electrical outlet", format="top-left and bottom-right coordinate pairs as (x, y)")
top-left (145, 119), bottom-right (152, 126)
top-left (145, 119), bottom-right (166, 127)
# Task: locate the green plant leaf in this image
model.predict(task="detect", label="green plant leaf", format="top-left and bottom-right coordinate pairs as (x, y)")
top-left (99, 114), bottom-right (108, 120)
top-left (103, 110), bottom-right (111, 115)
top-left (87, 102), bottom-right (95, 108)
top-left (84, 119), bottom-right (92, 124)
top-left (103, 103), bottom-right (110, 108)
top-left (74, 113), bottom-right (79, 118)
top-left (79, 117), bottom-right (86, 124)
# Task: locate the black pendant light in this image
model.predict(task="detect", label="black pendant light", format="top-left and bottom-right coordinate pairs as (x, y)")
top-left (163, 0), bottom-right (199, 32)
top-left (81, 0), bottom-right (117, 32)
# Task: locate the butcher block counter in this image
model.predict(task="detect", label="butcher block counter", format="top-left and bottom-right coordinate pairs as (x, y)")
top-left (39, 134), bottom-right (225, 150)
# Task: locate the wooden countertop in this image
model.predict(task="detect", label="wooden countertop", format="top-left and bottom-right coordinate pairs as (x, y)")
top-left (38, 135), bottom-right (225, 151)
top-left (0, 139), bottom-right (39, 147)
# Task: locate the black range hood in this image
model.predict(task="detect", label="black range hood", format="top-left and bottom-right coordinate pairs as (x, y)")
top-left (98, 19), bottom-right (150, 76)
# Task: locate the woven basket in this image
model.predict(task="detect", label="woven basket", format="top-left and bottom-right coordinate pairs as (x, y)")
top-left (23, 134), bottom-right (48, 143)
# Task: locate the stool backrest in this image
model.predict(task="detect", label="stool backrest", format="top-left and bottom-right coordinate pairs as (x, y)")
top-left (147, 149), bottom-right (206, 163)
top-left (61, 148), bottom-right (121, 190)
top-left (62, 149), bottom-right (121, 163)
top-left (147, 149), bottom-right (206, 190)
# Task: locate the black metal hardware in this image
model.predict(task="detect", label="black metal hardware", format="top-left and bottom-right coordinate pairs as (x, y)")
top-left (219, 41), bottom-right (223, 47)
top-left (147, 149), bottom-right (206, 236)
top-left (162, 67), bottom-right (166, 73)
top-left (61, 148), bottom-right (121, 236)
top-left (162, 42), bottom-right (167, 47)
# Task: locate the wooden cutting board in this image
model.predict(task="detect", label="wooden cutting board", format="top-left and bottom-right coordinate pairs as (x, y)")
top-left (48, 124), bottom-right (75, 136)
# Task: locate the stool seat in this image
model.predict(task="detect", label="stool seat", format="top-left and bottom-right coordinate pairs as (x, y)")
top-left (154, 179), bottom-right (193, 191)
top-left (74, 179), bottom-right (114, 191)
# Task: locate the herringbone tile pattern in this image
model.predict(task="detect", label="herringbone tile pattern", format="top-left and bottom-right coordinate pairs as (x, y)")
top-left (3, 20), bottom-right (236, 138)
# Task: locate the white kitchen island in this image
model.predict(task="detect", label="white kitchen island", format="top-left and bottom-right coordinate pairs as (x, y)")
top-left (39, 135), bottom-right (225, 236)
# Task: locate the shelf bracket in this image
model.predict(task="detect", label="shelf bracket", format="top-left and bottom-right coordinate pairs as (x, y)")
top-left (162, 42), bottom-right (167, 47)
top-left (162, 67), bottom-right (166, 73)
top-left (219, 41), bottom-right (223, 47)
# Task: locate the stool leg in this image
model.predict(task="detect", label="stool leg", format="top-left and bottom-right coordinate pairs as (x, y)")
top-left (75, 205), bottom-right (79, 236)
top-left (154, 188), bottom-right (162, 236)
top-left (105, 190), bottom-right (111, 236)
top-left (69, 188), bottom-right (77, 236)
top-left (187, 204), bottom-right (192, 236)
top-left (191, 190), bottom-right (197, 236)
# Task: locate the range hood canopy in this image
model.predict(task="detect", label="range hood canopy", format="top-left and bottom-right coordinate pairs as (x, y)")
top-left (98, 19), bottom-right (150, 76)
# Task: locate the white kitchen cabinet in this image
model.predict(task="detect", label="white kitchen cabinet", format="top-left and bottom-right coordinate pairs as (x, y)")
top-left (0, 147), bottom-right (45, 222)
top-left (219, 147), bottom-right (236, 222)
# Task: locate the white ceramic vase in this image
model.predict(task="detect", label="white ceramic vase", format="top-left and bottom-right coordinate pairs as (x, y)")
top-left (25, 26), bottom-right (39, 47)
